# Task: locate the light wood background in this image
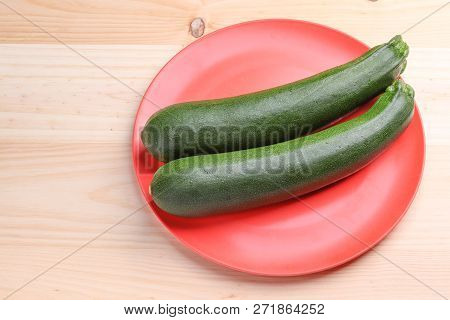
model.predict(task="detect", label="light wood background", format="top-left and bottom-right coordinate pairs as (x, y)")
top-left (1, 0), bottom-right (449, 299)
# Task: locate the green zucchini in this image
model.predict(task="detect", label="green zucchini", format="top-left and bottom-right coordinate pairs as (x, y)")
top-left (151, 80), bottom-right (415, 217)
top-left (142, 35), bottom-right (409, 162)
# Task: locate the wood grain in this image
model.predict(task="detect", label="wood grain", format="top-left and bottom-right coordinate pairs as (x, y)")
top-left (0, 0), bottom-right (449, 299)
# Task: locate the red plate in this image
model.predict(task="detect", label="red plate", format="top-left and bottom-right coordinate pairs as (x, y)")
top-left (132, 20), bottom-right (424, 276)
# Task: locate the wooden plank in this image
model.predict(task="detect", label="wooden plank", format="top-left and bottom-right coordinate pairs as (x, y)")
top-left (0, 44), bottom-right (180, 143)
top-left (0, 0), bottom-right (448, 46)
top-left (1, 46), bottom-right (448, 299)
top-left (0, 142), bottom-right (145, 296)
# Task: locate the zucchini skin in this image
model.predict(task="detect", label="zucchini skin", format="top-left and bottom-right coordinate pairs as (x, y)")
top-left (142, 36), bottom-right (409, 162)
top-left (151, 80), bottom-right (415, 217)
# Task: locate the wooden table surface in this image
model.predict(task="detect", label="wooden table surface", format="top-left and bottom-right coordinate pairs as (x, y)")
top-left (1, 0), bottom-right (449, 300)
